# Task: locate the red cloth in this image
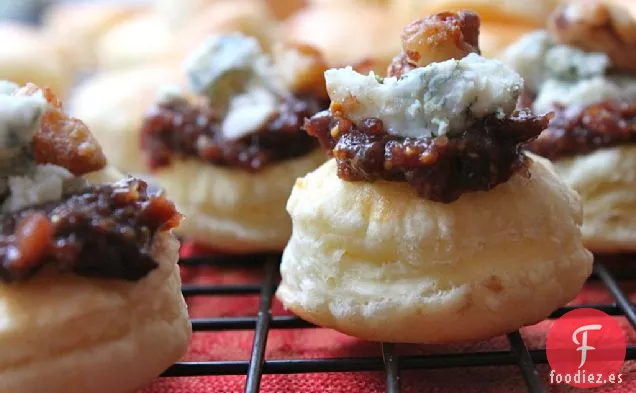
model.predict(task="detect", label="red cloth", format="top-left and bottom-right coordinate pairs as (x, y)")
top-left (140, 242), bottom-right (636, 393)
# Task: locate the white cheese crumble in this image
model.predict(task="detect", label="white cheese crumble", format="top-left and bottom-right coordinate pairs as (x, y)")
top-left (502, 30), bottom-right (610, 93)
top-left (182, 33), bottom-right (289, 140)
top-left (1, 164), bottom-right (80, 213)
top-left (324, 53), bottom-right (522, 138)
top-left (0, 80), bottom-right (86, 211)
top-left (0, 81), bottom-right (18, 95)
top-left (221, 86), bottom-right (279, 140)
top-left (533, 77), bottom-right (636, 113)
top-left (0, 93), bottom-right (49, 150)
top-left (504, 30), bottom-right (636, 111)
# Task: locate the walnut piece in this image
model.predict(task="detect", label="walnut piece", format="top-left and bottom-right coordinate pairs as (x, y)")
top-left (10, 213), bottom-right (54, 271)
top-left (14, 83), bottom-right (107, 175)
top-left (387, 11), bottom-right (481, 77)
top-left (272, 42), bottom-right (328, 100)
top-left (548, 0), bottom-right (636, 73)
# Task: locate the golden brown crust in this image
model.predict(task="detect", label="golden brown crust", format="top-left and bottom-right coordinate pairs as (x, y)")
top-left (266, 0), bottom-right (306, 20)
top-left (395, 0), bottom-right (561, 28)
top-left (0, 23), bottom-right (72, 97)
top-left (284, 4), bottom-right (403, 72)
top-left (548, 0), bottom-right (636, 73)
top-left (15, 83), bottom-right (107, 176)
top-left (42, 2), bottom-right (145, 71)
top-left (162, 0), bottom-right (278, 65)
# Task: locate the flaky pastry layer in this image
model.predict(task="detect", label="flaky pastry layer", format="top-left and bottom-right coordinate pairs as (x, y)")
top-left (397, 0), bottom-right (560, 27)
top-left (69, 65), bottom-right (185, 174)
top-left (0, 232), bottom-right (191, 393)
top-left (277, 156), bottom-right (592, 343)
top-left (153, 150), bottom-right (326, 252)
top-left (554, 145), bottom-right (636, 253)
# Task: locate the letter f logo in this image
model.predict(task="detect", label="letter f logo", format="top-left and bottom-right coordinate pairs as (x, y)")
top-left (572, 324), bottom-right (602, 368)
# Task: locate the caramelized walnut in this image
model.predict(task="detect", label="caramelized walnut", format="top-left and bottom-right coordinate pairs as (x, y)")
top-left (273, 42), bottom-right (328, 100)
top-left (351, 58), bottom-right (387, 75)
top-left (14, 83), bottom-right (107, 175)
top-left (0, 178), bottom-right (182, 282)
top-left (548, 0), bottom-right (636, 73)
top-left (388, 11), bottom-right (481, 77)
top-left (9, 213), bottom-right (54, 271)
top-left (386, 53), bottom-right (416, 79)
top-left (525, 101), bottom-right (636, 160)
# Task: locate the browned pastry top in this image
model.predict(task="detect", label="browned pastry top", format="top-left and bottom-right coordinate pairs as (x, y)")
top-left (0, 178), bottom-right (181, 283)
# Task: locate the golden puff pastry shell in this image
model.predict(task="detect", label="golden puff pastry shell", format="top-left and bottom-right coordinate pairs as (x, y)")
top-left (69, 64), bottom-right (185, 174)
top-left (42, 2), bottom-right (145, 71)
top-left (152, 150), bottom-right (327, 253)
top-left (95, 12), bottom-right (172, 71)
top-left (161, 0), bottom-right (279, 65)
top-left (553, 145), bottom-right (636, 253)
top-left (0, 232), bottom-right (191, 393)
top-left (0, 23), bottom-right (72, 98)
top-left (277, 156), bottom-right (593, 343)
top-left (284, 4), bottom-right (403, 72)
top-left (392, 0), bottom-right (561, 27)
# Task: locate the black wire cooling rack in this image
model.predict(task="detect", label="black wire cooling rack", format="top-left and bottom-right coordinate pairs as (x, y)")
top-left (162, 255), bottom-right (636, 393)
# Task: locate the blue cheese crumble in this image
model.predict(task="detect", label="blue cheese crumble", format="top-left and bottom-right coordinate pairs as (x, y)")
top-left (324, 53), bottom-right (523, 138)
top-left (183, 33), bottom-right (289, 140)
top-left (503, 30), bottom-right (636, 112)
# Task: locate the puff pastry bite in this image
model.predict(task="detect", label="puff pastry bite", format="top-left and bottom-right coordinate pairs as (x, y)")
top-left (392, 0), bottom-right (561, 27)
top-left (162, 0), bottom-right (279, 66)
top-left (96, 0), bottom-right (279, 71)
top-left (95, 12), bottom-right (173, 71)
top-left (277, 12), bottom-right (593, 343)
top-left (0, 82), bottom-right (191, 393)
top-left (138, 34), bottom-right (329, 252)
top-left (42, 1), bottom-right (145, 72)
top-left (503, 0), bottom-right (636, 253)
top-left (155, 0), bottom-right (302, 26)
top-left (0, 23), bottom-right (72, 98)
top-left (284, 4), bottom-right (404, 75)
top-left (69, 64), bottom-right (185, 174)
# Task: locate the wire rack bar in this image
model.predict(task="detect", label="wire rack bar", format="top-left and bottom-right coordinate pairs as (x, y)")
top-left (506, 332), bottom-right (548, 393)
top-left (382, 343), bottom-right (401, 393)
top-left (163, 344), bottom-right (636, 377)
top-left (548, 304), bottom-right (627, 318)
top-left (594, 262), bottom-right (636, 328)
top-left (188, 303), bottom-right (632, 333)
top-left (170, 255), bottom-right (636, 392)
top-left (190, 315), bottom-right (309, 331)
top-left (244, 259), bottom-right (277, 393)
top-left (179, 253), bottom-right (280, 266)
top-left (182, 283), bottom-right (262, 297)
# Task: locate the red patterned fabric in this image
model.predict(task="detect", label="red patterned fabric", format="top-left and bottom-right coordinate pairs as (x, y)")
top-left (140, 241), bottom-right (636, 393)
